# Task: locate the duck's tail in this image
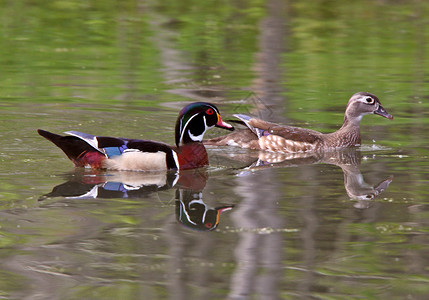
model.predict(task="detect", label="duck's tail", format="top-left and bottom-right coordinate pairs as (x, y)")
top-left (37, 129), bottom-right (104, 167)
top-left (232, 114), bottom-right (265, 138)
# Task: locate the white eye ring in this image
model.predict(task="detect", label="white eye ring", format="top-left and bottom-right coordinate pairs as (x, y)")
top-left (365, 97), bottom-right (375, 104)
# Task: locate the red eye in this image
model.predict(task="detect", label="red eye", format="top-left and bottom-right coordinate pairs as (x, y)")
top-left (206, 108), bottom-right (214, 115)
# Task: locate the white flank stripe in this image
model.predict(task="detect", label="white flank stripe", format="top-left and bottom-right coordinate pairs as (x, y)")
top-left (172, 150), bottom-right (180, 170)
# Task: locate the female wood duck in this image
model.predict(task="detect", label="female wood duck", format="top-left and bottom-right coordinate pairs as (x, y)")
top-left (205, 92), bottom-right (393, 153)
top-left (38, 102), bottom-right (233, 171)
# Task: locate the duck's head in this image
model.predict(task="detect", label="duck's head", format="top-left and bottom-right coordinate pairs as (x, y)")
top-left (344, 92), bottom-right (393, 124)
top-left (175, 102), bottom-right (234, 146)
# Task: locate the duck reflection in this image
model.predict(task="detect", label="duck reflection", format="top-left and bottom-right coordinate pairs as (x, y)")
top-left (212, 147), bottom-right (392, 207)
top-left (176, 189), bottom-right (233, 231)
top-left (260, 149), bottom-right (392, 207)
top-left (39, 169), bottom-right (233, 231)
top-left (39, 170), bottom-right (179, 199)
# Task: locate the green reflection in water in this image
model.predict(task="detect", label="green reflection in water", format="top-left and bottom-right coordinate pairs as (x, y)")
top-left (0, 0), bottom-right (429, 299)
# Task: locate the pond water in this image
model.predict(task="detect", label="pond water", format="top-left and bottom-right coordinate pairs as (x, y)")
top-left (1, 1), bottom-right (429, 299)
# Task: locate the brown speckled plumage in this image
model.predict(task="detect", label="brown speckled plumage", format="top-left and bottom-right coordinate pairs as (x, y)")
top-left (204, 92), bottom-right (393, 153)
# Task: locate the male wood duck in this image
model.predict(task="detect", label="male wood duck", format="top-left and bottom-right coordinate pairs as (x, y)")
top-left (38, 102), bottom-right (233, 171)
top-left (205, 92), bottom-right (393, 153)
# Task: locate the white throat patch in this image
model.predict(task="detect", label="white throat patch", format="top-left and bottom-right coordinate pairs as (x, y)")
top-left (180, 115), bottom-right (213, 144)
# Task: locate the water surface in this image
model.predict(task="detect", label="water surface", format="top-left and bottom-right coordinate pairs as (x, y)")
top-left (1, 1), bottom-right (429, 299)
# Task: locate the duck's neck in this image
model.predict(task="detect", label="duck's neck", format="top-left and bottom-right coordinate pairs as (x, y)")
top-left (176, 142), bottom-right (209, 170)
top-left (325, 115), bottom-right (361, 148)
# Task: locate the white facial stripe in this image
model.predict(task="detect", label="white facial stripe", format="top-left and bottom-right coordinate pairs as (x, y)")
top-left (188, 116), bottom-right (206, 142)
top-left (179, 105), bottom-right (220, 144)
top-left (189, 197), bottom-right (204, 205)
top-left (204, 103), bottom-right (218, 113)
top-left (189, 195), bottom-right (207, 222)
top-left (185, 115), bottom-right (215, 143)
top-left (188, 132), bottom-right (204, 142)
top-left (179, 113), bottom-right (199, 144)
top-left (179, 198), bottom-right (197, 225)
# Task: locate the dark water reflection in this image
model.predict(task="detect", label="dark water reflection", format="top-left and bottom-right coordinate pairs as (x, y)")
top-left (40, 169), bottom-right (234, 231)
